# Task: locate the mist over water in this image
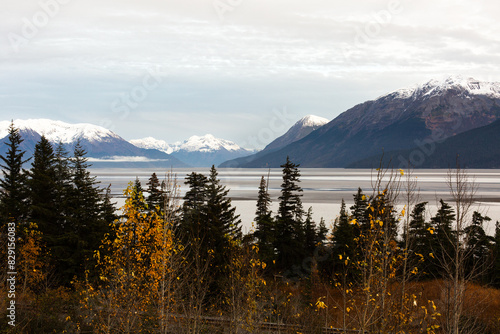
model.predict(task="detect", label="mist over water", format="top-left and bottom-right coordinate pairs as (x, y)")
top-left (92, 168), bottom-right (500, 235)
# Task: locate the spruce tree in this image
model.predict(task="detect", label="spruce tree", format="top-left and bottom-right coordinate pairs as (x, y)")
top-left (405, 202), bottom-right (431, 278)
top-left (331, 199), bottom-right (356, 275)
top-left (54, 142), bottom-right (72, 229)
top-left (464, 211), bottom-right (493, 282)
top-left (146, 172), bottom-right (163, 214)
top-left (180, 172), bottom-right (208, 240)
top-left (350, 187), bottom-right (368, 234)
top-left (28, 136), bottom-right (58, 245)
top-left (429, 199), bottom-right (456, 278)
top-left (275, 156), bottom-right (305, 274)
top-left (205, 166), bottom-right (242, 290)
top-left (0, 122), bottom-right (30, 227)
top-left (54, 141), bottom-right (113, 284)
top-left (490, 221), bottom-right (500, 287)
top-left (254, 175), bottom-right (274, 264)
top-left (303, 207), bottom-right (317, 258)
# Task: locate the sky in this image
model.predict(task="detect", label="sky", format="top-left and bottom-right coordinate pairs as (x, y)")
top-left (1, 0), bottom-right (500, 149)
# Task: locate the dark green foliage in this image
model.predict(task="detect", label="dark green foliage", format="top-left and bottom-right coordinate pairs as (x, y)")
top-left (254, 175), bottom-right (275, 265)
top-left (350, 188), bottom-right (368, 233)
top-left (331, 199), bottom-right (356, 275)
top-left (180, 171), bottom-right (208, 239)
top-left (0, 122), bottom-right (31, 228)
top-left (131, 177), bottom-right (146, 212)
top-left (405, 202), bottom-right (433, 279)
top-left (205, 165), bottom-right (242, 241)
top-left (28, 136), bottom-right (59, 245)
top-left (179, 166), bottom-right (242, 300)
top-left (490, 221), bottom-right (500, 287)
top-left (303, 207), bottom-right (317, 257)
top-left (316, 217), bottom-right (328, 247)
top-left (55, 142), bottom-right (112, 284)
top-left (146, 172), bottom-right (162, 214)
top-left (274, 157), bottom-right (305, 274)
top-left (464, 212), bottom-right (494, 283)
top-left (429, 199), bottom-right (456, 278)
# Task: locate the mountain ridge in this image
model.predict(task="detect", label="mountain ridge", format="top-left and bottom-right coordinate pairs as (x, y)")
top-left (131, 134), bottom-right (253, 167)
top-left (0, 119), bottom-right (187, 168)
top-left (219, 114), bottom-right (328, 168)
top-left (234, 76), bottom-right (500, 168)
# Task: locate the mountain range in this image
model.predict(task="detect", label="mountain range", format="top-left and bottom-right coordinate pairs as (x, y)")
top-left (3, 76), bottom-right (500, 169)
top-left (227, 76), bottom-right (500, 168)
top-left (130, 134), bottom-right (253, 167)
top-left (0, 119), bottom-right (187, 168)
top-left (220, 115), bottom-right (329, 168)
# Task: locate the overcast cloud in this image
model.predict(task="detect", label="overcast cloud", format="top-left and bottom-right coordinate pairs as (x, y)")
top-left (1, 0), bottom-right (500, 148)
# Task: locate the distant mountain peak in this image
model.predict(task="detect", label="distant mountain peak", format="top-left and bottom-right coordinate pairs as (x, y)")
top-left (180, 134), bottom-right (242, 153)
top-left (0, 118), bottom-right (119, 144)
top-left (129, 137), bottom-right (174, 154)
top-left (383, 75), bottom-right (500, 100)
top-left (296, 115), bottom-right (329, 128)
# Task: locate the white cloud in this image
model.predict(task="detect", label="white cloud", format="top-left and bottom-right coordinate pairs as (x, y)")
top-left (1, 0), bottom-right (500, 144)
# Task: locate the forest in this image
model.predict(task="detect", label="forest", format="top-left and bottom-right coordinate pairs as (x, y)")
top-left (1, 123), bottom-right (500, 334)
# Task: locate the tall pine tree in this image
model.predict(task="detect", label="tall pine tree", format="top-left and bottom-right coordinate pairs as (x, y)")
top-left (254, 175), bottom-right (274, 265)
top-left (0, 122), bottom-right (30, 227)
top-left (275, 156), bottom-right (305, 274)
top-left (429, 199), bottom-right (456, 278)
top-left (28, 136), bottom-right (58, 247)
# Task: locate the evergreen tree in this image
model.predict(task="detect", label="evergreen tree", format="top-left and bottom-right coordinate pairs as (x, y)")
top-left (429, 199), bottom-right (456, 278)
top-left (179, 172), bottom-right (208, 241)
top-left (53, 142), bottom-right (72, 229)
top-left (146, 172), bottom-right (163, 214)
top-left (350, 187), bottom-right (368, 234)
top-left (490, 221), bottom-right (500, 287)
top-left (101, 184), bottom-right (118, 227)
top-left (316, 217), bottom-right (328, 247)
top-left (254, 175), bottom-right (274, 265)
top-left (464, 211), bottom-right (493, 282)
top-left (274, 156), bottom-right (305, 274)
top-left (406, 202), bottom-right (432, 279)
top-left (303, 207), bottom-right (317, 258)
top-left (131, 177), bottom-right (146, 212)
top-left (205, 166), bottom-right (242, 288)
top-left (57, 141), bottom-right (111, 284)
top-left (331, 199), bottom-right (356, 275)
top-left (27, 136), bottom-right (58, 246)
top-left (0, 122), bottom-right (30, 227)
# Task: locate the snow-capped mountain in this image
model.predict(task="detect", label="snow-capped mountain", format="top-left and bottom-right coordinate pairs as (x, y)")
top-left (0, 119), bottom-right (121, 144)
top-left (220, 115), bottom-right (329, 168)
top-left (263, 115), bottom-right (329, 152)
top-left (130, 137), bottom-right (175, 154)
top-left (130, 134), bottom-right (253, 167)
top-left (0, 119), bottom-right (187, 167)
top-left (225, 76), bottom-right (500, 168)
top-left (380, 75), bottom-right (500, 101)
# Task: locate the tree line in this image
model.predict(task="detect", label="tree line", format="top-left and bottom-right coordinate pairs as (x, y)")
top-left (1, 122), bottom-right (500, 333)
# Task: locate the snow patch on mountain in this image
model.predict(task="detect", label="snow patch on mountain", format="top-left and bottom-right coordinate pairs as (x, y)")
top-left (295, 115), bottom-right (329, 128)
top-left (381, 75), bottom-right (500, 101)
top-left (179, 134), bottom-right (242, 152)
top-left (131, 134), bottom-right (245, 153)
top-left (0, 119), bottom-right (120, 143)
top-left (130, 137), bottom-right (175, 154)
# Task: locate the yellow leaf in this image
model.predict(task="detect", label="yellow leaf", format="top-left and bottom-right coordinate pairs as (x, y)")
top-left (399, 169), bottom-right (404, 176)
top-left (427, 227), bottom-right (434, 234)
top-left (339, 255), bottom-right (342, 260)
top-left (429, 253), bottom-right (435, 259)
